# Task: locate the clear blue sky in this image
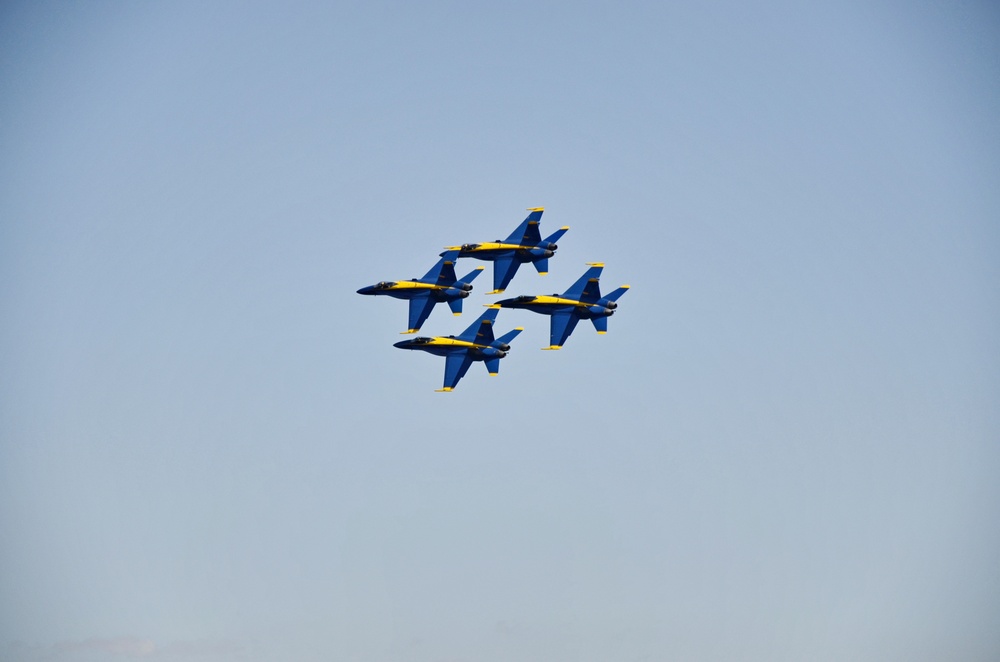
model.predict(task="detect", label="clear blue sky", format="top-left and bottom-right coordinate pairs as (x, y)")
top-left (2, 2), bottom-right (998, 661)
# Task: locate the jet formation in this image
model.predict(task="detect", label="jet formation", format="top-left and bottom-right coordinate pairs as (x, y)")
top-left (358, 207), bottom-right (629, 390)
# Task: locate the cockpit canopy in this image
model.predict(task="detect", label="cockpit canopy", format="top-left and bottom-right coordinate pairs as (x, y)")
top-left (461, 243), bottom-right (480, 251)
top-left (412, 337), bottom-right (432, 344)
top-left (375, 281), bottom-right (396, 289)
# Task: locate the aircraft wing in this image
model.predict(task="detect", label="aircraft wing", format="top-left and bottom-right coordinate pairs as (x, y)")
top-left (407, 294), bottom-right (437, 332)
top-left (503, 208), bottom-right (544, 245)
top-left (442, 350), bottom-right (475, 391)
top-left (563, 264), bottom-right (604, 302)
top-left (420, 249), bottom-right (459, 285)
top-left (458, 307), bottom-right (499, 344)
top-left (548, 310), bottom-right (581, 348)
top-left (492, 253), bottom-right (521, 293)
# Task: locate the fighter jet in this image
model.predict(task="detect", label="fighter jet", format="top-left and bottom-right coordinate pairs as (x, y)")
top-left (495, 263), bottom-right (629, 350)
top-left (393, 307), bottom-right (523, 392)
top-left (357, 250), bottom-right (484, 334)
top-left (443, 207), bottom-right (569, 294)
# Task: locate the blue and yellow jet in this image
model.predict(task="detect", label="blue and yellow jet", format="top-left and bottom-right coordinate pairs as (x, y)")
top-left (356, 250), bottom-right (485, 334)
top-left (495, 263), bottom-right (629, 350)
top-left (444, 207), bottom-right (569, 294)
top-left (393, 307), bottom-right (523, 392)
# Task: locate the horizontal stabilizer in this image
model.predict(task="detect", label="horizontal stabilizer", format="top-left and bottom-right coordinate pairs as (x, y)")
top-left (484, 358), bottom-right (501, 375)
top-left (460, 266), bottom-right (485, 284)
top-left (447, 298), bottom-right (463, 315)
top-left (543, 226), bottom-right (569, 245)
top-left (533, 258), bottom-right (549, 275)
top-left (495, 327), bottom-right (523, 346)
top-left (606, 285), bottom-right (630, 302)
top-left (592, 316), bottom-right (608, 333)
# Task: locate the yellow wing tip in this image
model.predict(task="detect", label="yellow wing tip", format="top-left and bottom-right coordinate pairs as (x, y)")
top-left (401, 329), bottom-right (418, 334)
top-left (542, 345), bottom-right (562, 350)
top-left (538, 271), bottom-right (548, 275)
top-left (435, 387), bottom-right (454, 392)
top-left (621, 284), bottom-right (631, 289)
top-left (453, 312), bottom-right (461, 316)
top-left (474, 266), bottom-right (485, 271)
top-left (526, 206), bottom-right (545, 211)
top-left (489, 372), bottom-right (499, 376)
top-left (487, 289), bottom-right (504, 295)
top-left (596, 331), bottom-right (607, 335)
top-left (515, 327), bottom-right (524, 331)
top-left (561, 225), bottom-right (570, 230)
top-left (487, 304), bottom-right (501, 309)
top-left (586, 262), bottom-right (605, 267)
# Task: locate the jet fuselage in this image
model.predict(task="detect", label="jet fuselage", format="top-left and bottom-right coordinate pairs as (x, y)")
top-left (356, 280), bottom-right (471, 302)
top-left (451, 243), bottom-right (556, 262)
top-left (497, 295), bottom-right (617, 319)
top-left (393, 336), bottom-right (508, 360)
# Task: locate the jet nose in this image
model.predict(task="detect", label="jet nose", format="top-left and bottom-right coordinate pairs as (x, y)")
top-left (393, 340), bottom-right (410, 349)
top-left (357, 286), bottom-right (375, 295)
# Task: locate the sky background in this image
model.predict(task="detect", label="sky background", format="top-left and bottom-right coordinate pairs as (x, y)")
top-left (1, 1), bottom-right (998, 661)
